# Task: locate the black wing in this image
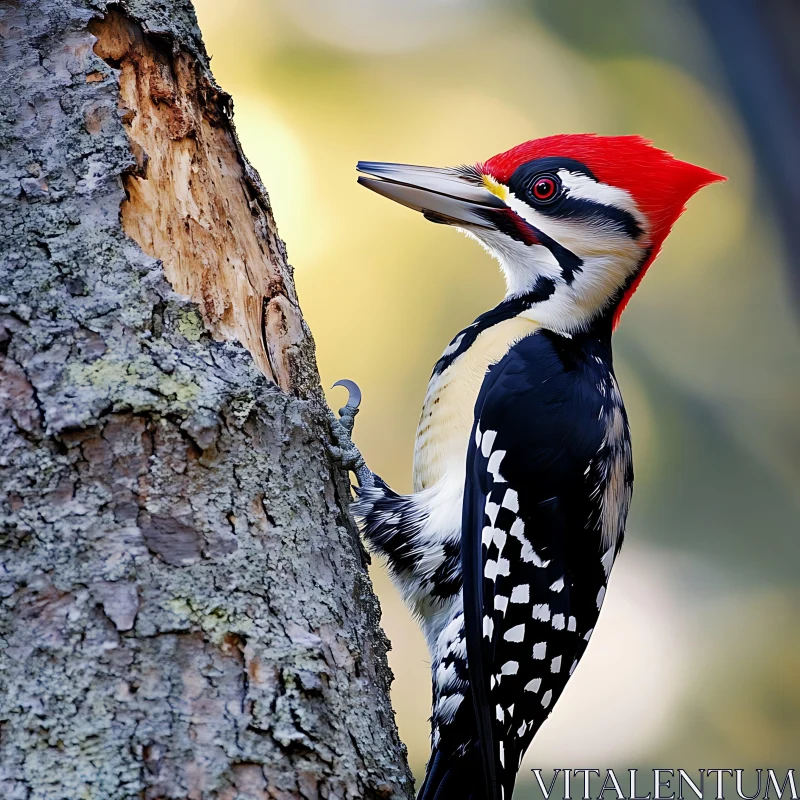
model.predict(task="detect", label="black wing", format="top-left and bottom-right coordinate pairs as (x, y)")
top-left (462, 329), bottom-right (627, 800)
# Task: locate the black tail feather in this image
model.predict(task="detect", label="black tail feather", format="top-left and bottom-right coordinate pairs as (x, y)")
top-left (417, 744), bottom-right (487, 800)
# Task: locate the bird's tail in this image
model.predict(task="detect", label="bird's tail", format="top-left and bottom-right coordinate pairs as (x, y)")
top-left (417, 744), bottom-right (487, 800)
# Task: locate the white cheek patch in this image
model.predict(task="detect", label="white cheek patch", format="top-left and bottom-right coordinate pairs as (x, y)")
top-left (499, 189), bottom-right (645, 330)
top-left (460, 227), bottom-right (562, 297)
top-left (557, 170), bottom-right (649, 233)
top-left (505, 191), bottom-right (641, 262)
top-left (461, 226), bottom-right (559, 272)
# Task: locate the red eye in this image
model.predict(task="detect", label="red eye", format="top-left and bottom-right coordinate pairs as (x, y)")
top-left (531, 174), bottom-right (559, 203)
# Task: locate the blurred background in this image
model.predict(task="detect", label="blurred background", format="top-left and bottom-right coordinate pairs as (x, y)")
top-left (193, 0), bottom-right (800, 791)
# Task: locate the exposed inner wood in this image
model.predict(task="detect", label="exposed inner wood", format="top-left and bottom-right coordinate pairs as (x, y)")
top-left (89, 10), bottom-right (307, 390)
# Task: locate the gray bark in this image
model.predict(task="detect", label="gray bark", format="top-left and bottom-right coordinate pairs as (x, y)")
top-left (0, 1), bottom-right (413, 798)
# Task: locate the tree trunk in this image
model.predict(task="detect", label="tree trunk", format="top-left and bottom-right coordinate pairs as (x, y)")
top-left (0, 2), bottom-right (413, 798)
top-left (691, 0), bottom-right (800, 312)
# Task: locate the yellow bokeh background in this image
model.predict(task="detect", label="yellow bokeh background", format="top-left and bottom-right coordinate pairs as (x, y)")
top-left (195, 1), bottom-right (800, 790)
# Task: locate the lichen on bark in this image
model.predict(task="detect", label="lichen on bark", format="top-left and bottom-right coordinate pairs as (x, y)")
top-left (0, 1), bottom-right (413, 798)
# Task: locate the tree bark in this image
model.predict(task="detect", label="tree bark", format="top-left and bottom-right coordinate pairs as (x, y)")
top-left (0, 1), bottom-right (413, 798)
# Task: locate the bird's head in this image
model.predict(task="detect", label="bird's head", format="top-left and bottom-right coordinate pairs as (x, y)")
top-left (358, 134), bottom-right (725, 333)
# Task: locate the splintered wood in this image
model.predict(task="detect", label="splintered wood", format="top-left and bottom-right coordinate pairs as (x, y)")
top-left (90, 10), bottom-right (307, 391)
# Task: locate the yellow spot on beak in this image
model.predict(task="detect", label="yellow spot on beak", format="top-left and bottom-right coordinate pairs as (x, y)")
top-left (481, 174), bottom-right (508, 202)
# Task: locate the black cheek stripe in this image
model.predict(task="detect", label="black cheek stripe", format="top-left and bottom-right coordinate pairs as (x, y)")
top-left (529, 226), bottom-right (583, 284)
top-left (544, 196), bottom-right (644, 240)
top-left (478, 207), bottom-right (584, 286)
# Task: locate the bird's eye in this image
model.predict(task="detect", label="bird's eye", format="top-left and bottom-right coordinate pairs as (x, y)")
top-left (529, 174), bottom-right (560, 204)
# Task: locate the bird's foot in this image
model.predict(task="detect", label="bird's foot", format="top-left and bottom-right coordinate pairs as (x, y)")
top-left (328, 379), bottom-right (375, 489)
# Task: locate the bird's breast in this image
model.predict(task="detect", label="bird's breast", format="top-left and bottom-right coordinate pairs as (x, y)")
top-left (413, 315), bottom-right (540, 493)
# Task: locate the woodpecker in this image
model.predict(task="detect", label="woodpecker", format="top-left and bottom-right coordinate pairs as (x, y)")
top-left (330, 134), bottom-right (724, 800)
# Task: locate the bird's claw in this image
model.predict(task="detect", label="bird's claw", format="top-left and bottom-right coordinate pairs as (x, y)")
top-left (332, 378), bottom-right (362, 411)
top-left (329, 379), bottom-right (374, 489)
top-left (331, 378), bottom-right (361, 436)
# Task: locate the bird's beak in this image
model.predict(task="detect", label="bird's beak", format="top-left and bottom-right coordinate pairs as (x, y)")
top-left (357, 161), bottom-right (507, 228)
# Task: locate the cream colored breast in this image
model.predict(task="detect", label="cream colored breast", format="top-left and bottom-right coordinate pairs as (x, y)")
top-left (413, 316), bottom-right (540, 493)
